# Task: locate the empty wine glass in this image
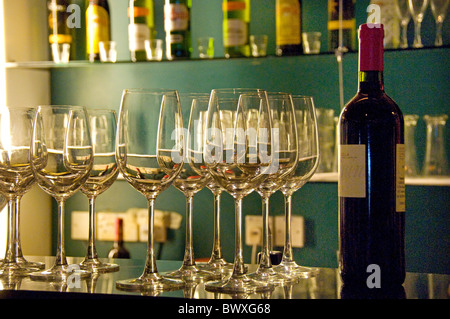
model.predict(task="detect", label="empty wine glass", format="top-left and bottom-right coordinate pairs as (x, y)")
top-left (30, 105), bottom-right (94, 281)
top-left (163, 93), bottom-right (218, 282)
top-left (115, 89), bottom-right (185, 292)
top-left (79, 109), bottom-right (119, 273)
top-left (0, 106), bottom-right (43, 277)
top-left (248, 92), bottom-right (298, 285)
top-left (430, 0), bottom-right (449, 46)
top-left (204, 88), bottom-right (273, 294)
top-left (408, 0), bottom-right (430, 48)
top-left (395, 0), bottom-right (412, 48)
top-left (273, 95), bottom-right (320, 279)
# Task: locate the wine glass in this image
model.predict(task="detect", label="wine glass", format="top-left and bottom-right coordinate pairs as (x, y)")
top-left (203, 88), bottom-right (273, 294)
top-left (408, 0), bottom-right (430, 48)
top-left (0, 106), bottom-right (43, 277)
top-left (395, 0), bottom-right (412, 48)
top-left (30, 105), bottom-right (94, 281)
top-left (430, 0), bottom-right (449, 46)
top-left (114, 89), bottom-right (185, 292)
top-left (247, 92), bottom-right (299, 285)
top-left (163, 93), bottom-right (218, 282)
top-left (79, 109), bottom-right (119, 273)
top-left (273, 95), bottom-right (320, 279)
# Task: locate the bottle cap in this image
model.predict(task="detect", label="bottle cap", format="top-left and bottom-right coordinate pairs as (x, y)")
top-left (359, 23), bottom-right (384, 71)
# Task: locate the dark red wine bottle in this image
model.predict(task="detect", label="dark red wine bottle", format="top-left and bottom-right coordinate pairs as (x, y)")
top-left (108, 218), bottom-right (131, 259)
top-left (338, 23), bottom-right (405, 289)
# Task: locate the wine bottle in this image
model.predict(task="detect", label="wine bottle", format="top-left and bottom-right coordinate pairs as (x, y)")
top-left (327, 0), bottom-right (356, 51)
top-left (47, 0), bottom-right (73, 47)
top-left (129, 0), bottom-right (155, 62)
top-left (338, 24), bottom-right (405, 289)
top-left (275, 0), bottom-right (302, 56)
top-left (164, 0), bottom-right (191, 60)
top-left (222, 0), bottom-right (250, 58)
top-left (86, 0), bottom-right (111, 62)
top-left (108, 218), bottom-right (131, 259)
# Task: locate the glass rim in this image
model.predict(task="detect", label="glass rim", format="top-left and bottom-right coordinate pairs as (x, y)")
top-left (122, 88), bottom-right (178, 95)
top-left (37, 105), bottom-right (86, 111)
top-left (87, 108), bottom-right (117, 114)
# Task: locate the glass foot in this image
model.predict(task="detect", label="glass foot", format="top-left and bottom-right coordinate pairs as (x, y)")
top-left (273, 261), bottom-right (319, 279)
top-left (163, 264), bottom-right (220, 282)
top-left (15, 256), bottom-right (45, 270)
top-left (116, 273), bottom-right (185, 292)
top-left (247, 267), bottom-right (297, 285)
top-left (29, 264), bottom-right (91, 282)
top-left (204, 274), bottom-right (273, 294)
top-left (79, 258), bottom-right (119, 273)
top-left (0, 261), bottom-right (40, 277)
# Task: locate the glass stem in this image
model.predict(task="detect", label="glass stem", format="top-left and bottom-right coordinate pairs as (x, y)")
top-left (14, 196), bottom-right (24, 259)
top-left (413, 21), bottom-right (423, 47)
top-left (231, 197), bottom-right (246, 277)
top-left (210, 192), bottom-right (223, 262)
top-left (282, 194), bottom-right (294, 263)
top-left (85, 196), bottom-right (98, 260)
top-left (142, 198), bottom-right (158, 276)
top-left (182, 195), bottom-right (196, 267)
top-left (258, 196), bottom-right (272, 270)
top-left (4, 198), bottom-right (18, 263)
top-left (55, 199), bottom-right (68, 267)
top-left (435, 21), bottom-right (443, 46)
top-left (401, 23), bottom-right (408, 48)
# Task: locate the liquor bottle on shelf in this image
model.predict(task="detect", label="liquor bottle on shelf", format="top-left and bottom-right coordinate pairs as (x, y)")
top-left (108, 218), bottom-right (131, 259)
top-left (338, 24), bottom-right (405, 290)
top-left (327, 0), bottom-right (356, 52)
top-left (275, 0), bottom-right (302, 56)
top-left (86, 0), bottom-right (111, 62)
top-left (129, 0), bottom-right (155, 62)
top-left (222, 0), bottom-right (250, 58)
top-left (47, 0), bottom-right (73, 52)
top-left (164, 0), bottom-right (191, 60)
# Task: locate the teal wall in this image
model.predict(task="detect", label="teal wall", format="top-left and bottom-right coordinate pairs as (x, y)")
top-left (50, 0), bottom-right (449, 274)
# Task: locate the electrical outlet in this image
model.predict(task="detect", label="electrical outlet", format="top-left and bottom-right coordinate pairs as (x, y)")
top-left (245, 215), bottom-right (273, 246)
top-left (274, 215), bottom-right (304, 248)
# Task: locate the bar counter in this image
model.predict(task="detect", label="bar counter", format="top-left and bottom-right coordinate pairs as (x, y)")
top-left (0, 256), bottom-right (448, 300)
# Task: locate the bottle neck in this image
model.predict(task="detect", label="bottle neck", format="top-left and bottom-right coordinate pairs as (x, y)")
top-left (358, 70), bottom-right (384, 94)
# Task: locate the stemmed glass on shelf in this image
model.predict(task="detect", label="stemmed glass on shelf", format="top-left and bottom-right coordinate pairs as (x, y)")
top-left (79, 109), bottom-right (120, 273)
top-left (203, 88), bottom-right (273, 294)
top-left (247, 92), bottom-right (299, 285)
top-left (395, 0), bottom-right (412, 48)
top-left (0, 106), bottom-right (44, 278)
top-left (114, 89), bottom-right (185, 292)
top-left (273, 95), bottom-right (320, 279)
top-left (408, 0), bottom-right (430, 48)
top-left (430, 0), bottom-right (449, 46)
top-left (163, 93), bottom-right (218, 282)
top-left (30, 105), bottom-right (94, 281)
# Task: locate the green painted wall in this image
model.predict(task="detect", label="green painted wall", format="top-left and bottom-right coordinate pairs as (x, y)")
top-left (49, 0), bottom-right (449, 274)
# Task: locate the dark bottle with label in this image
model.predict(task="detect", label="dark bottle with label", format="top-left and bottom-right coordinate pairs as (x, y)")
top-left (223, 0), bottom-right (250, 58)
top-left (327, 0), bottom-right (356, 51)
top-left (129, 0), bottom-right (155, 62)
top-left (164, 0), bottom-right (191, 60)
top-left (86, 0), bottom-right (111, 62)
top-left (108, 218), bottom-right (131, 259)
top-left (276, 0), bottom-right (302, 56)
top-left (48, 0), bottom-right (73, 48)
top-left (338, 24), bottom-right (405, 290)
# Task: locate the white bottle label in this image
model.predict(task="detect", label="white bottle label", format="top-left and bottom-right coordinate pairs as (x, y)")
top-left (128, 23), bottom-right (150, 51)
top-left (164, 4), bottom-right (189, 32)
top-left (338, 144), bottom-right (366, 198)
top-left (396, 144), bottom-right (406, 212)
top-left (224, 19), bottom-right (248, 46)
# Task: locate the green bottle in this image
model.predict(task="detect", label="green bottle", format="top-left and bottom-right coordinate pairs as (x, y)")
top-left (129, 0), bottom-right (155, 62)
top-left (223, 0), bottom-right (250, 58)
top-left (164, 0), bottom-right (192, 60)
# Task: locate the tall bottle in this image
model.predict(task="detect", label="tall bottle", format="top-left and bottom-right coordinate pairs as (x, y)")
top-left (327, 0), bottom-right (356, 51)
top-left (222, 0), bottom-right (250, 58)
top-left (164, 0), bottom-right (191, 60)
top-left (108, 218), bottom-right (131, 259)
top-left (129, 0), bottom-right (155, 62)
top-left (86, 0), bottom-right (111, 62)
top-left (47, 0), bottom-right (73, 51)
top-left (338, 24), bottom-right (405, 290)
top-left (276, 0), bottom-right (302, 56)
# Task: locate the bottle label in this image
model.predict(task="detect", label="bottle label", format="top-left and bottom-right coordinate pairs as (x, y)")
top-left (223, 1), bottom-right (246, 11)
top-left (224, 19), bottom-right (248, 46)
top-left (276, 0), bottom-right (301, 46)
top-left (86, 5), bottom-right (110, 54)
top-left (128, 23), bottom-right (150, 51)
top-left (338, 144), bottom-right (366, 198)
top-left (164, 4), bottom-right (189, 31)
top-left (396, 144), bottom-right (406, 212)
